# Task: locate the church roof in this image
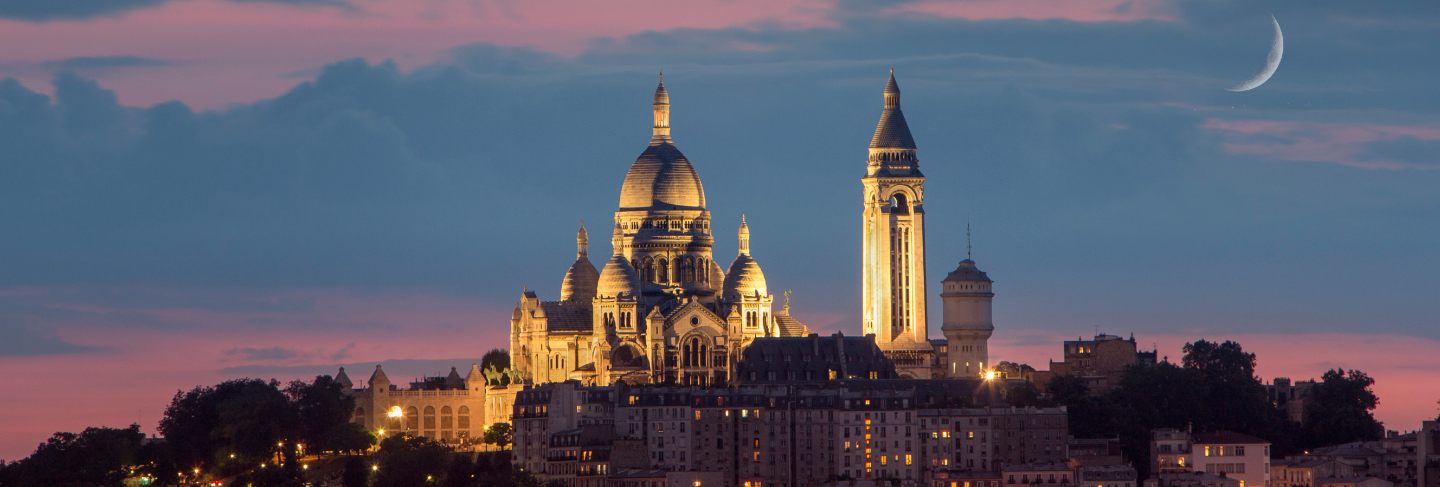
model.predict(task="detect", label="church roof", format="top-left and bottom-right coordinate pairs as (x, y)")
top-left (870, 70), bottom-right (917, 150)
top-left (539, 300), bottom-right (592, 332)
top-left (597, 254), bottom-right (640, 298)
top-left (943, 259), bottom-right (992, 283)
top-left (335, 367), bottom-right (353, 389)
top-left (723, 254), bottom-right (767, 300)
top-left (561, 257), bottom-right (600, 301)
top-left (561, 224), bottom-right (600, 301)
top-left (773, 311), bottom-right (809, 337)
top-left (619, 143), bottom-right (706, 210)
top-left (620, 77), bottom-right (706, 210)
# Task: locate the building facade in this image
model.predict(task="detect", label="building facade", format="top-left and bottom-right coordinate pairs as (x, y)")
top-left (513, 377), bottom-right (1065, 487)
top-left (508, 72), bottom-right (995, 390)
top-left (342, 364), bottom-right (515, 445)
top-left (509, 75), bottom-right (814, 390)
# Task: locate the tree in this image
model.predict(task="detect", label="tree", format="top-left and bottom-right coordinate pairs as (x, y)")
top-left (159, 379), bottom-right (297, 470)
top-left (1302, 368), bottom-right (1383, 447)
top-left (481, 349), bottom-right (511, 386)
top-left (375, 435), bottom-right (452, 487)
top-left (0, 425), bottom-right (145, 487)
top-left (341, 456), bottom-right (371, 487)
top-left (483, 423), bottom-right (513, 449)
top-left (286, 375), bottom-right (374, 453)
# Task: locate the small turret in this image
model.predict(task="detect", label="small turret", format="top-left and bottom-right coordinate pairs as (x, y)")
top-left (367, 364), bottom-right (390, 391)
top-left (445, 366), bottom-right (464, 389)
top-left (335, 366), bottom-right (353, 390)
top-left (651, 72), bottom-right (671, 145)
top-left (465, 363), bottom-right (486, 391)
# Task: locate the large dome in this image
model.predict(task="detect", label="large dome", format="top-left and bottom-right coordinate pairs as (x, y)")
top-left (722, 254), bottom-right (767, 300)
top-left (618, 143), bottom-right (706, 210)
top-left (596, 255), bottom-right (640, 297)
top-left (560, 257), bottom-right (599, 301)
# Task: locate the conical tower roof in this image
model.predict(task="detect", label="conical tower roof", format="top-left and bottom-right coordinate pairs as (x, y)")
top-left (870, 69), bottom-right (917, 150)
top-left (367, 364), bottom-right (389, 387)
top-left (335, 367), bottom-right (353, 389)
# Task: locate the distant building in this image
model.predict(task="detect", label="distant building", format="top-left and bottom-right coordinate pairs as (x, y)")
top-left (1031, 334), bottom-right (1155, 393)
top-left (734, 333), bottom-right (898, 384)
top-left (341, 364), bottom-right (516, 446)
top-left (1080, 465), bottom-right (1139, 487)
top-left (513, 379), bottom-right (1061, 486)
top-left (1004, 462), bottom-right (1076, 487)
top-left (1148, 429), bottom-right (1271, 487)
top-left (1266, 378), bottom-right (1317, 423)
top-left (1418, 421), bottom-right (1440, 487)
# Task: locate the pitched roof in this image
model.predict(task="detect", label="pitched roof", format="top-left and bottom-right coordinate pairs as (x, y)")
top-left (1193, 431), bottom-right (1270, 445)
top-left (539, 300), bottom-right (592, 332)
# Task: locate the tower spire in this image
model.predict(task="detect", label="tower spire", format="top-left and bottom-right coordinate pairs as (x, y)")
top-left (651, 72), bottom-right (671, 145)
top-left (737, 213), bottom-right (750, 256)
top-left (577, 221), bottom-right (589, 258)
top-left (966, 222), bottom-right (972, 260)
top-left (868, 69), bottom-right (919, 172)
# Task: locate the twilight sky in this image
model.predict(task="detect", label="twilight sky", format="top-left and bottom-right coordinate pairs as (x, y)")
top-left (2, 0), bottom-right (1438, 460)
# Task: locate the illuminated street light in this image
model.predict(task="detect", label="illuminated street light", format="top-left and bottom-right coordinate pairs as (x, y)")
top-left (983, 369), bottom-right (997, 381)
top-left (387, 406), bottom-right (404, 418)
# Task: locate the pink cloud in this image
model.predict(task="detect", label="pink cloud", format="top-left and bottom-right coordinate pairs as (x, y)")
top-left (0, 0), bottom-right (836, 107)
top-left (0, 286), bottom-right (513, 460)
top-left (1203, 118), bottom-right (1440, 171)
top-left (993, 330), bottom-right (1440, 434)
top-left (887, 0), bottom-right (1174, 23)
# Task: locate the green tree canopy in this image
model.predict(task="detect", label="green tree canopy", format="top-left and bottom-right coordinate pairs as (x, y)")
top-left (286, 375), bottom-right (375, 453)
top-left (1302, 368), bottom-right (1383, 446)
top-left (0, 425), bottom-right (145, 487)
top-left (483, 423), bottom-right (513, 449)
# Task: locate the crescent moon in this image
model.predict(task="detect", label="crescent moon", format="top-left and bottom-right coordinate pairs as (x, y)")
top-left (1228, 14), bottom-right (1284, 92)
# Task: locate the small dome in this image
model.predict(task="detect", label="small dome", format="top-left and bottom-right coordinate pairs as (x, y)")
top-left (708, 259), bottom-right (726, 290)
top-left (560, 258), bottom-right (600, 301)
top-left (943, 259), bottom-right (992, 283)
top-left (597, 255), bottom-right (640, 297)
top-left (619, 143), bottom-right (706, 210)
top-left (723, 254), bottom-right (768, 300)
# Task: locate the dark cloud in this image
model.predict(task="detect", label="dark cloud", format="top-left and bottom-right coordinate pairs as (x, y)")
top-left (44, 55), bottom-right (173, 72)
top-left (0, 0), bottom-right (167, 21)
top-left (0, 5), bottom-right (1436, 344)
top-left (0, 325), bottom-right (96, 356)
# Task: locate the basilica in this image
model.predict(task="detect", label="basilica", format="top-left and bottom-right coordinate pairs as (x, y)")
top-left (509, 71), bottom-right (997, 386)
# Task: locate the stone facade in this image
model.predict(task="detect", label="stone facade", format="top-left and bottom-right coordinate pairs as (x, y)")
top-left (509, 76), bottom-right (811, 391)
top-left (513, 379), bottom-right (1066, 487)
top-left (342, 364), bottom-right (517, 445)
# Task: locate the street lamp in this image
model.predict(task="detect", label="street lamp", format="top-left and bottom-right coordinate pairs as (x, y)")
top-left (387, 406), bottom-right (404, 418)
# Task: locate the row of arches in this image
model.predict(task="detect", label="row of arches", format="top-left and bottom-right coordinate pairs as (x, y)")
top-left (366, 405), bottom-right (473, 438)
top-left (634, 255), bottom-right (711, 285)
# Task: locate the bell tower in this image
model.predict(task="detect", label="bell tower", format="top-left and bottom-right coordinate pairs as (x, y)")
top-left (861, 70), bottom-right (932, 377)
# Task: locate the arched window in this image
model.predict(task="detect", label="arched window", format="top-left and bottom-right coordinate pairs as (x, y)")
top-left (889, 193), bottom-right (910, 215)
top-left (441, 406), bottom-right (454, 431)
top-left (657, 258), bottom-right (669, 282)
top-left (354, 407), bottom-right (366, 424)
top-left (405, 406), bottom-right (419, 431)
top-left (457, 406), bottom-right (471, 430)
top-left (423, 406), bottom-right (436, 432)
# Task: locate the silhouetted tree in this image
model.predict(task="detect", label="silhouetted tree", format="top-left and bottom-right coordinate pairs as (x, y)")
top-left (341, 456), bottom-right (371, 487)
top-left (159, 379), bottom-right (297, 471)
top-left (374, 435), bottom-right (452, 487)
top-left (1302, 368), bottom-right (1383, 447)
top-left (0, 425), bottom-right (145, 487)
top-left (285, 375), bottom-right (375, 453)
